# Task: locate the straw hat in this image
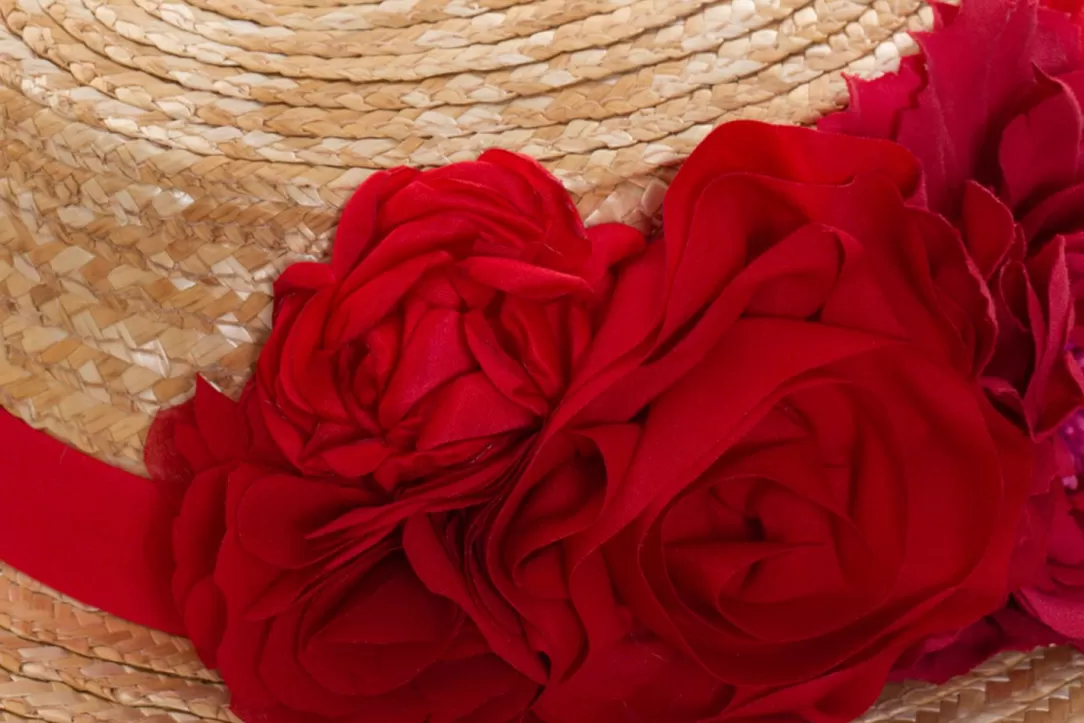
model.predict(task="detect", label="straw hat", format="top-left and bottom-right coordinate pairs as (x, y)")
top-left (0, 0), bottom-right (1051, 719)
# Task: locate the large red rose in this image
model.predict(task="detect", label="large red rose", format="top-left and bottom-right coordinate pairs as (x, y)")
top-left (147, 379), bottom-right (540, 723)
top-left (256, 149), bottom-right (642, 498)
top-left (486, 121), bottom-right (1030, 722)
top-left (822, 0), bottom-right (1084, 675)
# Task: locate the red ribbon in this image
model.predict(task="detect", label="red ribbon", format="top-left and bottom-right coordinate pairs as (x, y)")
top-left (0, 410), bottom-right (183, 634)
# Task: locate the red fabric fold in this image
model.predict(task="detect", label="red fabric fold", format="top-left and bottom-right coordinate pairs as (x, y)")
top-left (0, 410), bottom-right (183, 634)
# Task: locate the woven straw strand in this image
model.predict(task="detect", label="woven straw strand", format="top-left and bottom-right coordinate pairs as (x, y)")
top-left (861, 647), bottom-right (1084, 723)
top-left (0, 565), bottom-right (234, 722)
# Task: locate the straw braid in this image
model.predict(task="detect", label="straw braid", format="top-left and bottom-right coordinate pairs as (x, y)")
top-left (860, 647), bottom-right (1084, 722)
top-left (126, 0), bottom-right (726, 59)
top-left (176, 0), bottom-right (690, 34)
top-left (0, 564), bottom-right (234, 722)
top-left (9, 0), bottom-right (921, 168)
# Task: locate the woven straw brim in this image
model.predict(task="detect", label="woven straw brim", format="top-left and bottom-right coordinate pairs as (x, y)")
top-left (0, 0), bottom-right (928, 472)
top-left (0, 561), bottom-right (1079, 723)
top-left (0, 563), bottom-right (235, 721)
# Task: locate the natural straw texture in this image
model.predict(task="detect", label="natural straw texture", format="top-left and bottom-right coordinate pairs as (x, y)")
top-left (0, 0), bottom-right (929, 473)
top-left (0, 563), bottom-right (235, 721)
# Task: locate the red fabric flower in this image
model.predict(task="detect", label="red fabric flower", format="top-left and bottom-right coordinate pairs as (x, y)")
top-left (534, 121), bottom-right (1030, 721)
top-left (822, 0), bottom-right (1084, 677)
top-left (144, 154), bottom-right (649, 723)
top-left (148, 380), bottom-right (541, 723)
top-left (256, 149), bottom-right (641, 491)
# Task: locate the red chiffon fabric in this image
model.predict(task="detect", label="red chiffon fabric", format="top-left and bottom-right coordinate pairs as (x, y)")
top-left (0, 409), bottom-right (182, 634)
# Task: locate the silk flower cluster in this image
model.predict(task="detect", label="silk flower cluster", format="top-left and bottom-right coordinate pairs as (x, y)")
top-left (143, 0), bottom-right (1084, 720)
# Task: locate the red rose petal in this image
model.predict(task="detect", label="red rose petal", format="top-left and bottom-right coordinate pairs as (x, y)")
top-left (415, 373), bottom-right (537, 450)
top-left (332, 166), bottom-right (421, 278)
top-left (819, 55), bottom-right (926, 141)
top-left (403, 515), bottom-right (547, 681)
top-left (182, 577), bottom-right (227, 667)
top-left (377, 307), bottom-right (476, 429)
top-left (172, 468), bottom-right (229, 606)
top-left (234, 473), bottom-right (371, 570)
top-left (298, 560), bottom-right (460, 698)
top-left (459, 257), bottom-right (592, 300)
top-left (581, 223), bottom-right (646, 288)
top-left (999, 74), bottom-right (1083, 208)
top-left (316, 556), bottom-right (459, 647)
top-left (258, 608), bottom-right (372, 718)
top-left (416, 654), bottom-right (536, 723)
top-left (464, 310), bottom-right (548, 417)
top-left (216, 620), bottom-right (279, 711)
top-left (960, 181), bottom-right (1017, 281)
top-left (329, 251), bottom-right (452, 341)
top-left (192, 377), bottom-right (250, 463)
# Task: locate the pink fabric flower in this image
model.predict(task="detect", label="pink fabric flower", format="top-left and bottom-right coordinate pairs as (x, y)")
top-left (823, 0), bottom-right (1084, 679)
top-left (824, 0), bottom-right (1084, 437)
